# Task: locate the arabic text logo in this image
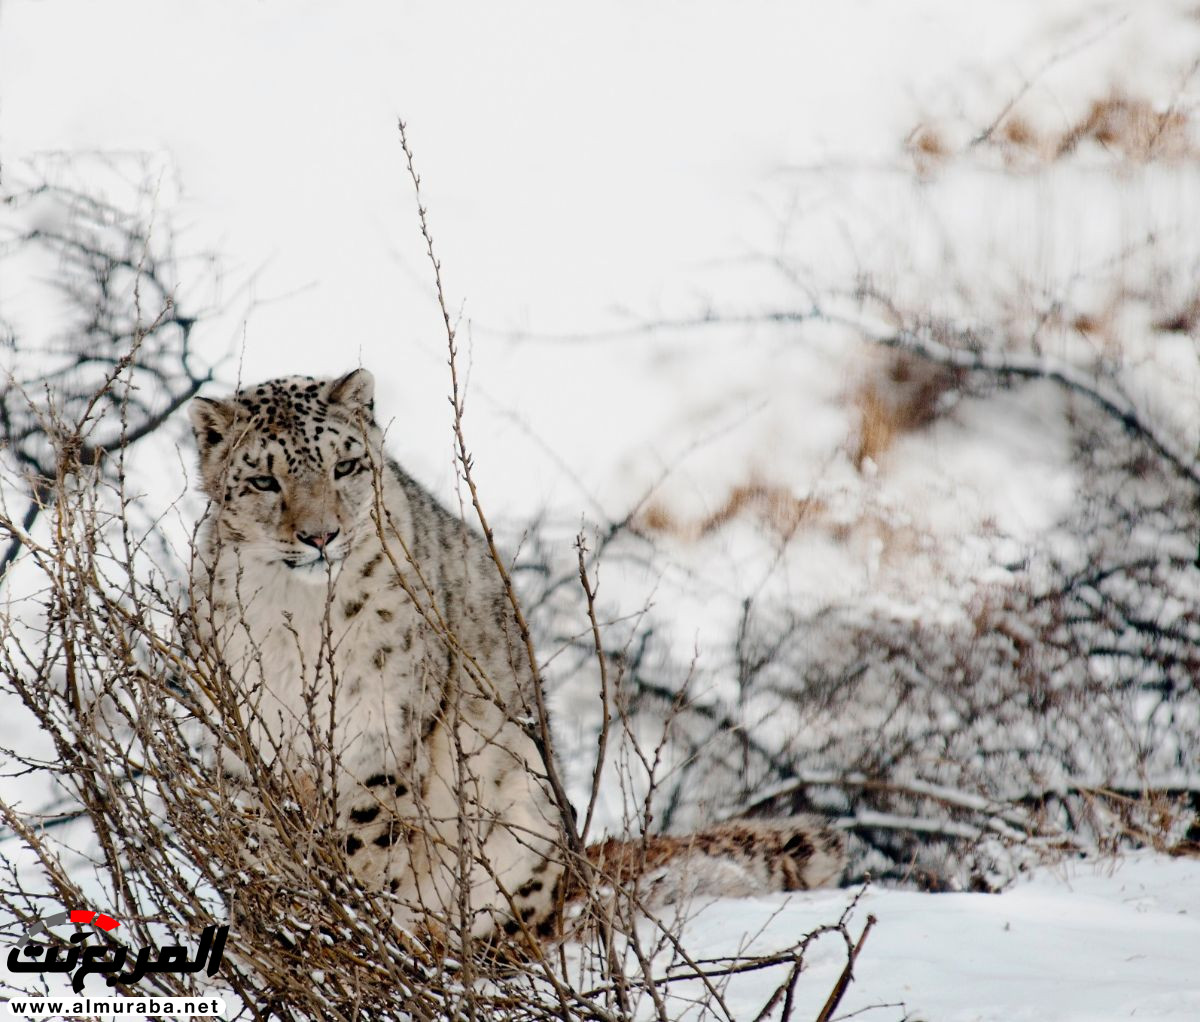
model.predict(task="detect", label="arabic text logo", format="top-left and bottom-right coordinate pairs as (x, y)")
top-left (8, 909), bottom-right (228, 993)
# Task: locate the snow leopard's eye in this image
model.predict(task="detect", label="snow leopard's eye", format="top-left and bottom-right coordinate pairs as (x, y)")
top-left (334, 458), bottom-right (360, 479)
top-left (248, 475), bottom-right (280, 493)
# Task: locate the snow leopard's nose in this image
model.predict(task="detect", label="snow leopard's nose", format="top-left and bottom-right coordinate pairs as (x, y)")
top-left (297, 529), bottom-right (340, 551)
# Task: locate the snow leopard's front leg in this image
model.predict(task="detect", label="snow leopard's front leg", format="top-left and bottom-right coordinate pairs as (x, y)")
top-left (341, 727), bottom-right (566, 944)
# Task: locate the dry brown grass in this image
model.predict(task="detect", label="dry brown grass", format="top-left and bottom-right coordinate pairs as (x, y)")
top-left (999, 114), bottom-right (1038, 149)
top-left (637, 483), bottom-right (823, 542)
top-left (916, 84), bottom-right (1196, 171)
top-left (1057, 94), bottom-right (1195, 162)
top-left (851, 352), bottom-right (962, 470)
top-left (905, 124), bottom-right (950, 177)
top-left (1153, 293), bottom-right (1200, 334)
top-left (634, 353), bottom-right (961, 541)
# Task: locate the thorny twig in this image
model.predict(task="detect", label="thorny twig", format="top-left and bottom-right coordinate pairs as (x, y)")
top-left (814, 914), bottom-right (877, 1022)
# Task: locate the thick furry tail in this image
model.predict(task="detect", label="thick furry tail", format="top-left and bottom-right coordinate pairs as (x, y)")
top-left (580, 816), bottom-right (845, 911)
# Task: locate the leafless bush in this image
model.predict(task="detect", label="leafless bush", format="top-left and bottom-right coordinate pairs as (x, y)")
top-left (508, 65), bottom-right (1200, 893)
top-left (0, 155), bottom-right (863, 1020)
top-left (0, 169), bottom-right (217, 581)
top-left (520, 296), bottom-right (1200, 892)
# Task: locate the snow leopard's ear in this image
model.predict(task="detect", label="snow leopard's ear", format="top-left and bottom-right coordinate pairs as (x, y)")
top-left (188, 396), bottom-right (237, 451)
top-left (326, 369), bottom-right (375, 417)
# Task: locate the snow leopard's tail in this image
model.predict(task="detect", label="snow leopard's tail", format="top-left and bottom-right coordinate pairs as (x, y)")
top-left (576, 816), bottom-right (845, 913)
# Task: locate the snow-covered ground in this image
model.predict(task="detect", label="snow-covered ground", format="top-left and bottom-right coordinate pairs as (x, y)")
top-left (3, 1), bottom-right (1200, 1018)
top-left (670, 852), bottom-right (1200, 1021)
top-left (2, 851), bottom-right (1196, 1020)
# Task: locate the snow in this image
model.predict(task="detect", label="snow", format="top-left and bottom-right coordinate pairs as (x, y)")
top-left (653, 852), bottom-right (1200, 1021)
top-left (4, 855), bottom-right (1196, 1018)
top-left (3, 0), bottom-right (1199, 1018)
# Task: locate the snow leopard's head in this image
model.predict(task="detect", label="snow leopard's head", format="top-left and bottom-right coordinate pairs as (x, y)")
top-left (188, 369), bottom-right (382, 577)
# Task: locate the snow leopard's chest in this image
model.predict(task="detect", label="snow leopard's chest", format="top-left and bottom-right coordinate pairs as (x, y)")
top-left (205, 543), bottom-right (443, 779)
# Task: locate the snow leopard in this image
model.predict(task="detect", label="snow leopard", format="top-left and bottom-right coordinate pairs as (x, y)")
top-left (187, 369), bottom-right (843, 946)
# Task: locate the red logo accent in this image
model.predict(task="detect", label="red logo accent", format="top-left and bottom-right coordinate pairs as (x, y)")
top-left (69, 910), bottom-right (121, 931)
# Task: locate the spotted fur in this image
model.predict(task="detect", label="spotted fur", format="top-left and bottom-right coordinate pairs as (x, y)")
top-left (188, 369), bottom-right (843, 946)
top-left (189, 369), bottom-right (563, 940)
top-left (577, 819), bottom-right (845, 919)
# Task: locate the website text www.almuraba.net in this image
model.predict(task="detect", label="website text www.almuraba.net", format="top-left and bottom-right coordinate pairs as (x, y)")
top-left (4, 995), bottom-right (226, 1018)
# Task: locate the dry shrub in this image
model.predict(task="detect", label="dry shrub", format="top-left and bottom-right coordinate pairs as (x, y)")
top-left (636, 501), bottom-right (677, 534)
top-left (1057, 93), bottom-right (1194, 162)
top-left (921, 76), bottom-right (1196, 171)
top-left (0, 380), bottom-right (869, 1020)
top-left (987, 114), bottom-right (1050, 171)
top-left (0, 149), bottom-right (866, 1021)
top-left (999, 114), bottom-right (1038, 149)
top-left (1152, 292), bottom-right (1200, 334)
top-left (904, 124), bottom-right (950, 177)
top-left (850, 352), bottom-right (962, 469)
top-left (608, 52), bottom-right (1200, 899)
top-left (655, 532), bottom-right (1200, 891)
top-left (637, 483), bottom-right (821, 542)
top-left (977, 92), bottom-right (1195, 167)
top-left (1069, 311), bottom-right (1106, 336)
top-left (633, 349), bottom-right (966, 542)
top-left (1035, 297), bottom-right (1120, 354)
top-left (600, 297), bottom-right (1200, 890)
